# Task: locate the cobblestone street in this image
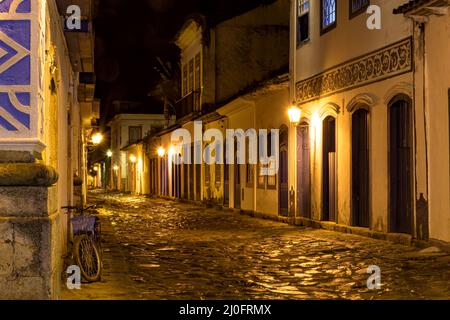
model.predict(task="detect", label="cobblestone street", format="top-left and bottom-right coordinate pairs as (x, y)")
top-left (63, 191), bottom-right (450, 300)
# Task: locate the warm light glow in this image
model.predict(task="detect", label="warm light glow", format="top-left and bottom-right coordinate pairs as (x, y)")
top-left (288, 106), bottom-right (302, 125)
top-left (107, 150), bottom-right (113, 157)
top-left (93, 166), bottom-right (99, 172)
top-left (91, 133), bottom-right (103, 145)
top-left (113, 165), bottom-right (119, 171)
top-left (168, 145), bottom-right (175, 156)
top-left (311, 112), bottom-right (321, 127)
top-left (157, 146), bottom-right (166, 158)
top-left (129, 155), bottom-right (137, 163)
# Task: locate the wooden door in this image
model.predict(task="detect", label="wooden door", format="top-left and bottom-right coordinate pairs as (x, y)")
top-left (234, 140), bottom-right (241, 209)
top-left (322, 116), bottom-right (337, 221)
top-left (224, 142), bottom-right (230, 207)
top-left (389, 98), bottom-right (413, 234)
top-left (279, 127), bottom-right (289, 216)
top-left (352, 109), bottom-right (370, 227)
top-left (297, 124), bottom-right (311, 218)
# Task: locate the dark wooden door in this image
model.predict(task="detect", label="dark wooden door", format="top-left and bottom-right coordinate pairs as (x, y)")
top-left (224, 142), bottom-right (230, 207)
top-left (389, 98), bottom-right (413, 234)
top-left (297, 124), bottom-right (311, 218)
top-left (178, 164), bottom-right (182, 198)
top-left (195, 163), bottom-right (201, 200)
top-left (234, 141), bottom-right (241, 209)
top-left (183, 162), bottom-right (188, 199)
top-left (322, 116), bottom-right (336, 221)
top-left (189, 145), bottom-right (194, 200)
top-left (352, 109), bottom-right (370, 227)
top-left (279, 127), bottom-right (289, 216)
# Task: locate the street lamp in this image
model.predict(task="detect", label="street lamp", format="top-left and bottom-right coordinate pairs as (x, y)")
top-left (106, 150), bottom-right (113, 157)
top-left (113, 165), bottom-right (119, 171)
top-left (288, 105), bottom-right (302, 126)
top-left (157, 146), bottom-right (166, 158)
top-left (92, 132), bottom-right (103, 145)
top-left (129, 155), bottom-right (137, 163)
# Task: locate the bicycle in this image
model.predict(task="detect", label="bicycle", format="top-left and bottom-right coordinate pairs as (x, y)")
top-left (62, 204), bottom-right (103, 282)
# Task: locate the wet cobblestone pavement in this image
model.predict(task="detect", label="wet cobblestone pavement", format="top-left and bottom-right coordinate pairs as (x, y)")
top-left (65, 191), bottom-right (450, 300)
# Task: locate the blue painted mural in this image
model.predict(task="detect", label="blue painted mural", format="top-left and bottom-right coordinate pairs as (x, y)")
top-left (0, 0), bottom-right (32, 132)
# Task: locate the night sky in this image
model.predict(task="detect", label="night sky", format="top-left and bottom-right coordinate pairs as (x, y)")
top-left (94, 0), bottom-right (275, 124)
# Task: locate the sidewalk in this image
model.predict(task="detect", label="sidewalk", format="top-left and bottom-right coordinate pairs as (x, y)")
top-left (60, 215), bottom-right (146, 300)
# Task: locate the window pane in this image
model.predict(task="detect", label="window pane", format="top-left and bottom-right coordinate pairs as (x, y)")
top-left (297, 0), bottom-right (309, 44)
top-left (129, 126), bottom-right (142, 144)
top-left (298, 13), bottom-right (309, 43)
top-left (322, 0), bottom-right (336, 29)
top-left (351, 0), bottom-right (369, 14)
top-left (298, 0), bottom-right (309, 15)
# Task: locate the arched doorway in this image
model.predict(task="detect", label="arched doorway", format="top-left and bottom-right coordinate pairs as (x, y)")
top-left (322, 116), bottom-right (336, 221)
top-left (352, 108), bottom-right (370, 227)
top-left (389, 95), bottom-right (413, 234)
top-left (297, 122), bottom-right (311, 218)
top-left (279, 126), bottom-right (289, 216)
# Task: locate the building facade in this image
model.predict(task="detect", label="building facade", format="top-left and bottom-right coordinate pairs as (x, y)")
top-left (0, 0), bottom-right (98, 299)
top-left (393, 0), bottom-right (450, 243)
top-left (106, 0), bottom-right (450, 247)
top-left (146, 0), bottom-right (290, 207)
top-left (108, 112), bottom-right (172, 194)
top-left (290, 0), bottom-right (449, 243)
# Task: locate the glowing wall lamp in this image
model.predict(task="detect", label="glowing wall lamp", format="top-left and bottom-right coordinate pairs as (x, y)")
top-left (106, 150), bottom-right (113, 157)
top-left (91, 133), bottom-right (103, 145)
top-left (113, 165), bottom-right (119, 171)
top-left (288, 105), bottom-right (302, 126)
top-left (157, 146), bottom-right (166, 158)
top-left (129, 155), bottom-right (137, 163)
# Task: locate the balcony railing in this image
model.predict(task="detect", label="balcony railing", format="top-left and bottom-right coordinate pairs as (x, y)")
top-left (175, 90), bottom-right (200, 119)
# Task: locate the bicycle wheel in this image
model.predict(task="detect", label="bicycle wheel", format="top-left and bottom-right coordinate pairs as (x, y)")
top-left (73, 234), bottom-right (102, 282)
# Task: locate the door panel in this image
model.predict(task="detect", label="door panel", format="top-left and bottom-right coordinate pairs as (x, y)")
top-left (279, 127), bottom-right (289, 216)
top-left (322, 116), bottom-right (336, 221)
top-left (389, 99), bottom-right (413, 234)
top-left (352, 109), bottom-right (370, 227)
top-left (297, 125), bottom-right (311, 218)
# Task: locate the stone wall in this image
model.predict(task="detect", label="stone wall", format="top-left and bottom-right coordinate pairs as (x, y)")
top-left (0, 162), bottom-right (60, 299)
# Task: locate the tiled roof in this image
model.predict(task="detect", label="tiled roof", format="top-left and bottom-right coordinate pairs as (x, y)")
top-left (393, 0), bottom-right (449, 14)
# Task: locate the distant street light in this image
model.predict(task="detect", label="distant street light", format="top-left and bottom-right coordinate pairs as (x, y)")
top-left (129, 155), bottom-right (137, 163)
top-left (157, 147), bottom-right (166, 158)
top-left (288, 105), bottom-right (302, 126)
top-left (92, 133), bottom-right (103, 145)
top-left (107, 150), bottom-right (113, 157)
top-left (113, 165), bottom-right (119, 171)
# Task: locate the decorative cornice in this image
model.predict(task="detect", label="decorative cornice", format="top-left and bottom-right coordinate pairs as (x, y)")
top-left (295, 38), bottom-right (413, 104)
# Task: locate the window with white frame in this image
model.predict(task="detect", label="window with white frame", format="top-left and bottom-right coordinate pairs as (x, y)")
top-left (321, 0), bottom-right (336, 33)
top-left (297, 0), bottom-right (310, 44)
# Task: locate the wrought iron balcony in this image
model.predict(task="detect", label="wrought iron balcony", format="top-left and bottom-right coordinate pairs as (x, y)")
top-left (175, 90), bottom-right (200, 119)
